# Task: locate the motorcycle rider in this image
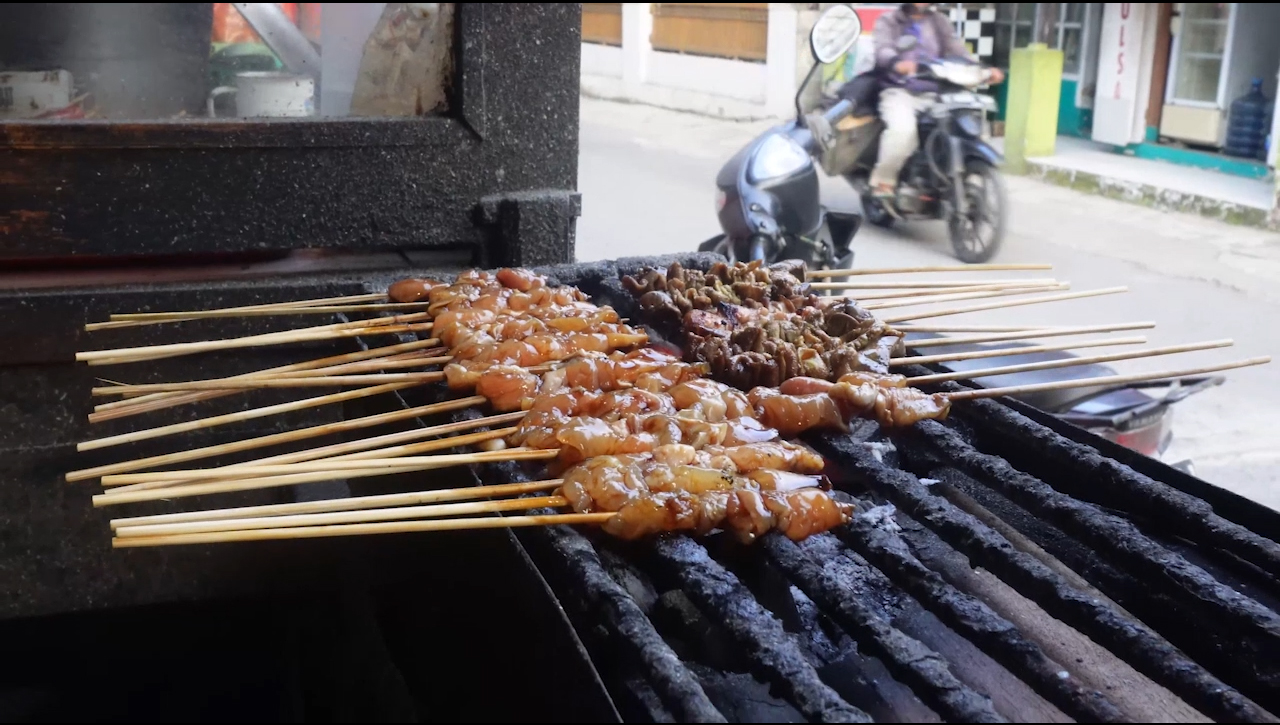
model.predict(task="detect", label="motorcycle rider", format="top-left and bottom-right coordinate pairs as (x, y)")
top-left (808, 3), bottom-right (1004, 214)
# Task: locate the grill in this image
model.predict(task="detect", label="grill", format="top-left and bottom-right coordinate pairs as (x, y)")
top-left (375, 252), bottom-right (1278, 724)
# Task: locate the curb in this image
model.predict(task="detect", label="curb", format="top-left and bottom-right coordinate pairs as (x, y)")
top-left (1024, 158), bottom-right (1274, 230)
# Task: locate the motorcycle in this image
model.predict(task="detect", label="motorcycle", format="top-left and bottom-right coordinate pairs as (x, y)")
top-left (906, 332), bottom-right (1219, 473)
top-left (699, 4), bottom-right (866, 280)
top-left (835, 36), bottom-right (1008, 263)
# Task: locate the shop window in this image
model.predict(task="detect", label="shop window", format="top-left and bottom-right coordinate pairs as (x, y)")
top-left (992, 3), bottom-right (1086, 77)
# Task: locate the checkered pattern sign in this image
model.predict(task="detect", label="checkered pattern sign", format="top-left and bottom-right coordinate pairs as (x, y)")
top-left (949, 7), bottom-right (996, 60)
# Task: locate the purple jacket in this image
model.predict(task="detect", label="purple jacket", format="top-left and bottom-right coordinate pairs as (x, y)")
top-left (873, 7), bottom-right (973, 93)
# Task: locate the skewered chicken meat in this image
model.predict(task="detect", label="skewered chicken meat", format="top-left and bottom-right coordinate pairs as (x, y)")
top-left (557, 454), bottom-right (852, 543)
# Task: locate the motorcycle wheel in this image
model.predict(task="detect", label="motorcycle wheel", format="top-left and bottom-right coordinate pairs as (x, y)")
top-left (948, 161), bottom-right (1007, 264)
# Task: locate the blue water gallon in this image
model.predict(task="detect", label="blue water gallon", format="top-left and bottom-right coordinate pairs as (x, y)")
top-left (1225, 78), bottom-right (1273, 160)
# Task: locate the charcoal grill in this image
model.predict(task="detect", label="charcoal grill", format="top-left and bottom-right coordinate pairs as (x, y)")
top-left (4, 4), bottom-right (1280, 722)
top-left (385, 253), bottom-right (1280, 724)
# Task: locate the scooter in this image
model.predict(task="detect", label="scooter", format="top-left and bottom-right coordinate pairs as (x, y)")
top-left (822, 36), bottom-right (1008, 263)
top-left (699, 4), bottom-right (866, 280)
top-left (905, 332), bottom-right (1218, 473)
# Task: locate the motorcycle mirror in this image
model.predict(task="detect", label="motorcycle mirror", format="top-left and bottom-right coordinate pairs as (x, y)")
top-left (896, 35), bottom-right (918, 52)
top-left (809, 4), bottom-right (863, 65)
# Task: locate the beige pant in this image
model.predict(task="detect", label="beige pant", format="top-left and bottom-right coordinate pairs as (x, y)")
top-left (870, 88), bottom-right (932, 189)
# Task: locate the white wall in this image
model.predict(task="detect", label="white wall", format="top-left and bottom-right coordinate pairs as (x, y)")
top-left (579, 3), bottom-right (800, 120)
top-left (581, 43), bottom-right (623, 79)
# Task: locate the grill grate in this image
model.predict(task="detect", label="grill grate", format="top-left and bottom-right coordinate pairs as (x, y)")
top-left (372, 254), bottom-right (1280, 723)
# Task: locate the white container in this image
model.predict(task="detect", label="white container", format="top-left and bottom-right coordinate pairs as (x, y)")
top-left (208, 71), bottom-right (316, 118)
top-left (319, 3), bottom-right (388, 116)
top-left (0, 70), bottom-right (73, 119)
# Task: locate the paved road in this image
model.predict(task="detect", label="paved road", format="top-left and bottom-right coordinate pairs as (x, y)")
top-left (577, 97), bottom-right (1280, 509)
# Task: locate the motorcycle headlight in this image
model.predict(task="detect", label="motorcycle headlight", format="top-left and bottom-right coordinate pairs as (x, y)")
top-left (748, 134), bottom-right (810, 183)
top-left (954, 110), bottom-right (983, 138)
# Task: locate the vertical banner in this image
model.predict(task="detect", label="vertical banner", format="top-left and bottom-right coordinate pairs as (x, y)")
top-left (1092, 2), bottom-right (1149, 146)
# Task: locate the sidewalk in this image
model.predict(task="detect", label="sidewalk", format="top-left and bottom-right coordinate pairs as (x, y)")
top-left (999, 136), bottom-right (1275, 229)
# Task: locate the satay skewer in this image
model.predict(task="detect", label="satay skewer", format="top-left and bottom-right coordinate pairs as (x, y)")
top-left (92, 338), bottom-right (445, 415)
top-left (91, 371), bottom-right (450, 395)
top-left (812, 278), bottom-right (1060, 291)
top-left (863, 283), bottom-right (1069, 310)
top-left (102, 418), bottom-right (527, 493)
top-left (108, 479), bottom-right (565, 529)
top-left (895, 323), bottom-right (1060, 333)
top-left (837, 281), bottom-right (1062, 301)
top-left (903, 322), bottom-right (1156, 348)
top-left (68, 396), bottom-right (494, 482)
top-left (114, 495), bottom-right (572, 538)
top-left (881, 287), bottom-right (1128, 324)
top-left (945, 356), bottom-right (1271, 401)
top-left (86, 292), bottom-right (389, 332)
top-left (92, 448), bottom-right (559, 506)
top-left (79, 315), bottom-right (435, 366)
top-left (906, 339), bottom-right (1235, 384)
top-left (807, 263), bottom-right (1053, 278)
top-left (891, 336), bottom-right (1148, 367)
top-left (108, 302), bottom-right (431, 321)
top-left (112, 512), bottom-right (616, 548)
top-left (78, 382), bottom-right (419, 451)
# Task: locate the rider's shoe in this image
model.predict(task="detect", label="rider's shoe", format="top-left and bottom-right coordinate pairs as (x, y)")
top-left (871, 184), bottom-right (902, 219)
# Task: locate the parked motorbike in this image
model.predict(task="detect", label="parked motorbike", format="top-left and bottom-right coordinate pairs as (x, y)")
top-left (906, 332), bottom-right (1218, 473)
top-left (699, 4), bottom-right (865, 280)
top-left (838, 36), bottom-right (1008, 263)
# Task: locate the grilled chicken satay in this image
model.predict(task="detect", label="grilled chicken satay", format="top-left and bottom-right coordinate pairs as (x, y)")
top-left (462, 349), bottom-right (710, 413)
top-left (774, 376), bottom-right (951, 429)
top-left (607, 488), bottom-right (854, 542)
top-left (387, 278), bottom-right (448, 303)
top-left (557, 453), bottom-right (851, 543)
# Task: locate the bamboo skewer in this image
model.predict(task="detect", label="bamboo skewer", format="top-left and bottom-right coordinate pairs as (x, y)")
top-left (892, 336), bottom-right (1147, 367)
top-left (82, 311), bottom-right (428, 361)
top-left (908, 339), bottom-right (1236, 384)
top-left (80, 317), bottom-right (435, 366)
top-left (85, 324), bottom-right (435, 368)
top-left (104, 446), bottom-right (542, 483)
top-left (91, 371), bottom-right (448, 396)
top-left (78, 382), bottom-right (418, 452)
top-left (112, 512), bottom-right (616, 548)
top-left (881, 287), bottom-right (1129, 324)
top-left (864, 283), bottom-right (1068, 310)
top-left (68, 395), bottom-right (491, 482)
top-left (109, 479), bottom-right (565, 529)
top-left (811, 278), bottom-right (1060, 291)
top-left (109, 302), bottom-right (431, 321)
top-left (894, 323), bottom-right (1057, 333)
top-left (115, 495), bottom-right (571, 538)
top-left (100, 347), bottom-right (433, 405)
top-left (903, 322), bottom-right (1157, 349)
top-left (90, 341), bottom-right (446, 420)
top-left (946, 356), bottom-right (1271, 401)
top-left (92, 448), bottom-right (559, 506)
top-left (808, 263), bottom-right (1053, 278)
top-left (92, 355), bottom-right (451, 398)
top-left (835, 282), bottom-right (1061, 301)
top-left (103, 421), bottom-right (524, 493)
top-left (85, 293), bottom-right (389, 332)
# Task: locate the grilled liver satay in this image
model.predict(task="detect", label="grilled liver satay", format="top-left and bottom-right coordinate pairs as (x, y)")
top-left (623, 261), bottom-right (904, 387)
